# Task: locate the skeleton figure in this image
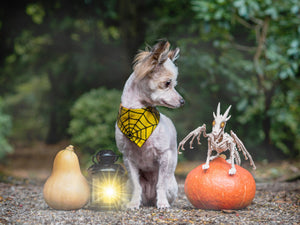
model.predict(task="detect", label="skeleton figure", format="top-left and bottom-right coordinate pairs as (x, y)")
top-left (178, 103), bottom-right (256, 175)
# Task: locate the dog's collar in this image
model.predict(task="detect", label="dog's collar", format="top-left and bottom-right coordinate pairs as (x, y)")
top-left (117, 105), bottom-right (160, 147)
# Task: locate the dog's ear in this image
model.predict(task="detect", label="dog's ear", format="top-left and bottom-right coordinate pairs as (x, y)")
top-left (168, 48), bottom-right (180, 62)
top-left (151, 40), bottom-right (170, 65)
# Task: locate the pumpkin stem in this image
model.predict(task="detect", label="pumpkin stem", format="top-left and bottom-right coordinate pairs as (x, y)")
top-left (219, 154), bottom-right (226, 159)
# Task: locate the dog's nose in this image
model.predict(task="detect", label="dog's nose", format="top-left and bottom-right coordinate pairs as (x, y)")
top-left (180, 98), bottom-right (185, 106)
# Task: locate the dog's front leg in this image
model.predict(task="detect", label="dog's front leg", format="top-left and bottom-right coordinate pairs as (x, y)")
top-left (156, 151), bottom-right (172, 209)
top-left (126, 159), bottom-right (142, 210)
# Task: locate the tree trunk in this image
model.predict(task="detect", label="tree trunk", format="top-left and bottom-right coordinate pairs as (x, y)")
top-left (261, 84), bottom-right (285, 160)
top-left (45, 71), bottom-right (70, 144)
top-left (118, 0), bottom-right (147, 63)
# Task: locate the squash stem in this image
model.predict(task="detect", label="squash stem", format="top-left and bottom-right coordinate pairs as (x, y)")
top-left (66, 145), bottom-right (74, 151)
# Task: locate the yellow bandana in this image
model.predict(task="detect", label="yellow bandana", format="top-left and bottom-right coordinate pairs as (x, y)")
top-left (117, 105), bottom-right (160, 147)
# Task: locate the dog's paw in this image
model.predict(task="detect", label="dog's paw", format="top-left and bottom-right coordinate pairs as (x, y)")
top-left (126, 201), bottom-right (140, 210)
top-left (157, 201), bottom-right (170, 210)
top-left (202, 164), bottom-right (209, 170)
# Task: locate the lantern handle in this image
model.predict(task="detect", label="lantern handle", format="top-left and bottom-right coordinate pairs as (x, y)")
top-left (113, 154), bottom-right (119, 162)
top-left (92, 154), bottom-right (98, 164)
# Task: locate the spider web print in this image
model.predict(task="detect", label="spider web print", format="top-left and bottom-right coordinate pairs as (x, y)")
top-left (117, 105), bottom-right (160, 147)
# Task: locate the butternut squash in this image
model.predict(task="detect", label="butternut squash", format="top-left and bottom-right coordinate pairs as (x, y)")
top-left (43, 145), bottom-right (90, 210)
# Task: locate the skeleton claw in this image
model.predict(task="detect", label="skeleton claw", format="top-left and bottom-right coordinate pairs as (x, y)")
top-left (202, 164), bottom-right (209, 170)
top-left (178, 142), bottom-right (186, 154)
top-left (178, 125), bottom-right (207, 154)
top-left (229, 167), bottom-right (236, 175)
top-left (189, 142), bottom-right (194, 149)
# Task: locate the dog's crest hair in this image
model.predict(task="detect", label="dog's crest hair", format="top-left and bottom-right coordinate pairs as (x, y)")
top-left (133, 40), bottom-right (179, 80)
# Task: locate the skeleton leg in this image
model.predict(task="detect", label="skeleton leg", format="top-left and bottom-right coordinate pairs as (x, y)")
top-left (227, 146), bottom-right (241, 166)
top-left (202, 137), bottom-right (212, 170)
top-left (234, 147), bottom-right (241, 165)
top-left (228, 143), bottom-right (237, 175)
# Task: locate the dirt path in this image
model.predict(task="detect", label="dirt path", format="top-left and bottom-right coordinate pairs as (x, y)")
top-left (0, 141), bottom-right (299, 224)
top-left (0, 179), bottom-right (299, 225)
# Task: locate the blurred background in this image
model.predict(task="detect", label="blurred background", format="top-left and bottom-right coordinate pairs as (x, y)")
top-left (0, 0), bottom-right (299, 181)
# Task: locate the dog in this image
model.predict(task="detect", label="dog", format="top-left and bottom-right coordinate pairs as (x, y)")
top-left (115, 40), bottom-right (184, 209)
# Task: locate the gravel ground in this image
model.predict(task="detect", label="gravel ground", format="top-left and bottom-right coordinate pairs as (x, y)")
top-left (0, 179), bottom-right (299, 225)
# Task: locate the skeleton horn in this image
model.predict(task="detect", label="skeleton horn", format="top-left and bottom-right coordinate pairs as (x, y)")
top-left (216, 102), bottom-right (221, 116)
top-left (224, 105), bottom-right (232, 121)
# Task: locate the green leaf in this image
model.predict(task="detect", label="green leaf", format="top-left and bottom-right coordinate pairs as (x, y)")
top-left (26, 3), bottom-right (45, 24)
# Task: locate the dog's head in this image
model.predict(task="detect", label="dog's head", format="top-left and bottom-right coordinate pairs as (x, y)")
top-left (133, 40), bottom-right (184, 108)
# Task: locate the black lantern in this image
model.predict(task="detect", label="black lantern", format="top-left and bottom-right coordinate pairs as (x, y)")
top-left (88, 150), bottom-right (127, 210)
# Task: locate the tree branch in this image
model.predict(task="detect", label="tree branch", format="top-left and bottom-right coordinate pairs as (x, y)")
top-left (253, 17), bottom-right (270, 90)
top-left (232, 43), bottom-right (256, 52)
top-left (234, 15), bottom-right (255, 29)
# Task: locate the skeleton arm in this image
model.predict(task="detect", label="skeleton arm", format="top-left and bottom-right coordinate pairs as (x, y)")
top-left (230, 130), bottom-right (256, 170)
top-left (177, 124), bottom-right (207, 154)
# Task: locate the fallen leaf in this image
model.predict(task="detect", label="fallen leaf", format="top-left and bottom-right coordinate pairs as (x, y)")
top-left (222, 209), bottom-right (237, 214)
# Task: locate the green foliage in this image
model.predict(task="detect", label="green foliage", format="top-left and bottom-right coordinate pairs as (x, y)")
top-left (143, 0), bottom-right (300, 158)
top-left (0, 98), bottom-right (12, 159)
top-left (1, 5), bottom-right (127, 143)
top-left (4, 75), bottom-right (50, 142)
top-left (269, 79), bottom-right (300, 155)
top-left (69, 88), bottom-right (122, 155)
top-left (186, 0), bottom-right (300, 157)
top-left (26, 3), bottom-right (45, 24)
top-left (1, 0), bottom-right (299, 160)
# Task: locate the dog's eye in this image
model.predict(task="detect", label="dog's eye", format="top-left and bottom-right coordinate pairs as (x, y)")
top-left (165, 80), bottom-right (172, 88)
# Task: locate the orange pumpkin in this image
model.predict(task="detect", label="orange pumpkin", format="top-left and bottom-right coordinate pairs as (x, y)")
top-left (184, 157), bottom-right (256, 210)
